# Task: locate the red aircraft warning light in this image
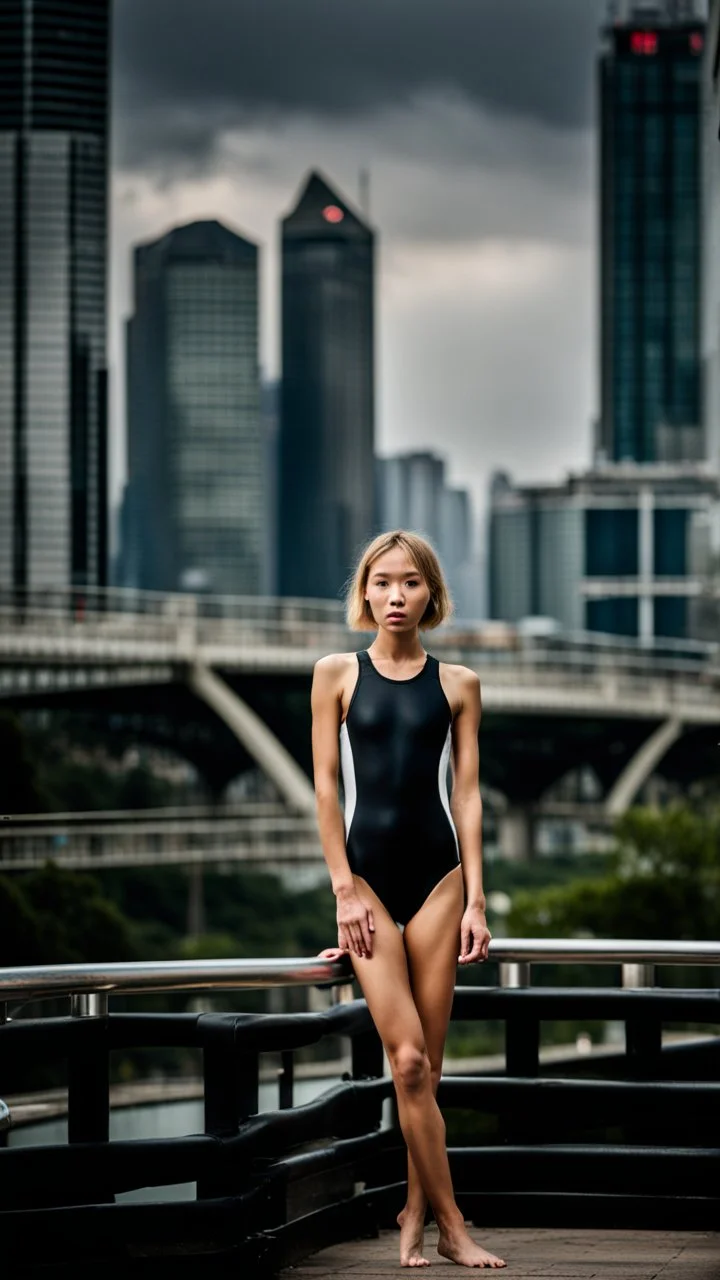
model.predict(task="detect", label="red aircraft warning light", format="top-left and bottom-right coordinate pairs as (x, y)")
top-left (630, 30), bottom-right (658, 55)
top-left (323, 205), bottom-right (344, 224)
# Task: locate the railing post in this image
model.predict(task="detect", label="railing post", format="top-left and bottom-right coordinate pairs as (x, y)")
top-left (68, 992), bottom-right (109, 1145)
top-left (0, 1098), bottom-right (10, 1149)
top-left (278, 1050), bottom-right (294, 1110)
top-left (622, 963), bottom-right (656, 990)
top-left (622, 963), bottom-right (661, 1080)
top-left (351, 1016), bottom-right (385, 1131)
top-left (499, 962), bottom-right (531, 989)
top-left (351, 1023), bottom-right (384, 1081)
top-left (200, 1016), bottom-right (260, 1199)
top-left (501, 962), bottom-right (538, 1077)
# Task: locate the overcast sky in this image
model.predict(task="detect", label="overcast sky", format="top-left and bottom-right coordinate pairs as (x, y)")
top-left (111, 0), bottom-right (606, 552)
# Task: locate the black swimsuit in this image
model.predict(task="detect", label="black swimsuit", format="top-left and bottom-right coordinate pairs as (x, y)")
top-left (339, 648), bottom-right (461, 927)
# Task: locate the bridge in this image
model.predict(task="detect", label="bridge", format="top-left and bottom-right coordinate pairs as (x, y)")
top-left (2, 587), bottom-right (720, 859)
top-left (0, 939), bottom-right (718, 1274)
top-left (0, 798), bottom-right (621, 876)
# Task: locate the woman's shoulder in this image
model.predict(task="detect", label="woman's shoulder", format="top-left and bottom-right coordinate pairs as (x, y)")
top-left (437, 660), bottom-right (481, 704)
top-left (438, 658), bottom-right (481, 685)
top-left (313, 651), bottom-right (362, 676)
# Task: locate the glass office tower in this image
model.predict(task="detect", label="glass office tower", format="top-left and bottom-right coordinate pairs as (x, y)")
top-left (598, 1), bottom-right (705, 463)
top-left (279, 171), bottom-right (375, 600)
top-left (702, 0), bottom-right (720, 466)
top-left (123, 220), bottom-right (264, 596)
top-left (488, 464), bottom-right (720, 641)
top-left (0, 0), bottom-right (111, 590)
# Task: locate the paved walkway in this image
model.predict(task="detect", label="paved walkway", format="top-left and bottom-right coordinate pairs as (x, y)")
top-left (281, 1227), bottom-right (720, 1277)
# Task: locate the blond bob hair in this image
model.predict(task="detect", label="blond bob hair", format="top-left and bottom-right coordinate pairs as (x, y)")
top-left (344, 529), bottom-right (454, 632)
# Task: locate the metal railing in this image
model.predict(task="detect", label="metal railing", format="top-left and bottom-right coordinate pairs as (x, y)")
top-left (0, 941), bottom-right (719, 1268)
top-left (1, 583), bottom-right (718, 681)
top-left (1, 937), bottom-right (720, 1008)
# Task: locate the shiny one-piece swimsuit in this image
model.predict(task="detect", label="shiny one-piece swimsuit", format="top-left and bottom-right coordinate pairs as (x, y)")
top-left (339, 648), bottom-right (461, 927)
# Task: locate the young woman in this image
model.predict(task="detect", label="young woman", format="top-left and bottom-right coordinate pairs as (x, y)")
top-left (311, 530), bottom-right (506, 1270)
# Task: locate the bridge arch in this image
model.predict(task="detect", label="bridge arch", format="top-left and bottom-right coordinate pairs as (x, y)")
top-left (604, 717), bottom-right (684, 817)
top-left (187, 663), bottom-right (316, 814)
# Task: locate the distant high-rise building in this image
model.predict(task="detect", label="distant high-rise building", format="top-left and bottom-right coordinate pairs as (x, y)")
top-left (375, 452), bottom-right (445, 546)
top-left (260, 376), bottom-right (280, 596)
top-left (279, 171), bottom-right (375, 600)
top-left (702, 0), bottom-right (720, 465)
top-left (123, 220), bottom-right (265, 595)
top-left (375, 450), bottom-right (476, 617)
top-left (440, 487), bottom-right (472, 577)
top-left (0, 0), bottom-right (111, 591)
top-left (488, 463), bottom-right (720, 641)
top-left (598, 0), bottom-right (706, 464)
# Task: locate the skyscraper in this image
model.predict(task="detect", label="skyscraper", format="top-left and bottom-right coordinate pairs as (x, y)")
top-left (488, 463), bottom-right (720, 641)
top-left (702, 0), bottom-right (720, 466)
top-left (375, 450), bottom-right (477, 619)
top-left (123, 220), bottom-right (265, 596)
top-left (279, 171), bottom-right (375, 600)
top-left (0, 0), bottom-right (111, 591)
top-left (598, 0), bottom-right (705, 464)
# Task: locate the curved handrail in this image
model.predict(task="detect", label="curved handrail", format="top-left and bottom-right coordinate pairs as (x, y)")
top-left (1, 938), bottom-right (719, 1005)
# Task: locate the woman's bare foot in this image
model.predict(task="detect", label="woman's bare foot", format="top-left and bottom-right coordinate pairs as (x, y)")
top-left (437, 1220), bottom-right (506, 1268)
top-left (397, 1206), bottom-right (431, 1267)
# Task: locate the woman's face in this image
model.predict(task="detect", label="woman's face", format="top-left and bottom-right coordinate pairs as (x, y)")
top-left (364, 548), bottom-right (431, 632)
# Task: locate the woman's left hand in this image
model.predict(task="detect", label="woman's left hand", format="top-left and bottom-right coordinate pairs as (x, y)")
top-left (458, 906), bottom-right (492, 964)
top-left (317, 946), bottom-right (348, 961)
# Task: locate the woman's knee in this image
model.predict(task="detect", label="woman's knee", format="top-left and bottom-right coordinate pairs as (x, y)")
top-left (390, 1042), bottom-right (431, 1093)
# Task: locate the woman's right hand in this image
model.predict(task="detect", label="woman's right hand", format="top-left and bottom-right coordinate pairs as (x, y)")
top-left (335, 886), bottom-right (375, 958)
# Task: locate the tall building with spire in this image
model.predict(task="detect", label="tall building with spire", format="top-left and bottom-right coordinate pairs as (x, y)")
top-left (0, 0), bottom-right (111, 591)
top-left (598, 0), bottom-right (706, 464)
top-left (278, 171), bottom-right (375, 601)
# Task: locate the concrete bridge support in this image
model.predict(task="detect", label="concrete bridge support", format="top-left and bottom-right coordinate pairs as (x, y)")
top-left (186, 864), bottom-right (206, 938)
top-left (187, 662), bottom-right (316, 814)
top-left (498, 805), bottom-right (536, 862)
top-left (605, 717), bottom-right (684, 817)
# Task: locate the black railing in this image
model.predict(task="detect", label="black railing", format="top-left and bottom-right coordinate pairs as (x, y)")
top-left (0, 944), bottom-right (719, 1272)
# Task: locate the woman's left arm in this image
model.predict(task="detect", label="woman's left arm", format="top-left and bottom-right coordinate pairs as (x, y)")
top-left (449, 668), bottom-right (491, 964)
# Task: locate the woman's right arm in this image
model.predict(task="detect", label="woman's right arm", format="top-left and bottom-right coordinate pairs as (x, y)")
top-left (311, 655), bottom-right (375, 958)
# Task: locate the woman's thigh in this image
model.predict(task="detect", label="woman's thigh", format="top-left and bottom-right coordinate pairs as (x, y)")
top-left (346, 873), bottom-right (427, 1059)
top-left (402, 864), bottom-right (464, 1070)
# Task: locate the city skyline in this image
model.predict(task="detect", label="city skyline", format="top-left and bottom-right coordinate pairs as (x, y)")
top-left (110, 0), bottom-right (613, 552)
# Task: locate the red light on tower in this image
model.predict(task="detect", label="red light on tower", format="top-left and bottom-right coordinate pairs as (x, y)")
top-left (630, 30), bottom-right (658, 55)
top-left (323, 205), bottom-right (344, 224)
top-left (689, 32), bottom-right (704, 54)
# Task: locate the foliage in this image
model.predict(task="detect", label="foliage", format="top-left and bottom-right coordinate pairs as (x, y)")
top-left (0, 862), bottom-right (142, 966)
top-left (0, 712), bottom-right (49, 813)
top-left (508, 802), bottom-right (720, 943)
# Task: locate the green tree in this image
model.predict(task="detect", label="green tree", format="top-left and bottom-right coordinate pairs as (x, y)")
top-left (21, 862), bottom-right (142, 962)
top-left (0, 712), bottom-right (48, 813)
top-left (508, 803), bottom-right (720, 943)
top-left (0, 876), bottom-right (44, 965)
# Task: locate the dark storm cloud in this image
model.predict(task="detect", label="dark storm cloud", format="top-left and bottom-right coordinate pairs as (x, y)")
top-left (113, 0), bottom-right (600, 171)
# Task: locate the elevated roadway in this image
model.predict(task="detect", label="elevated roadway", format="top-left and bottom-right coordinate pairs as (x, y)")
top-left (2, 588), bottom-right (719, 858)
